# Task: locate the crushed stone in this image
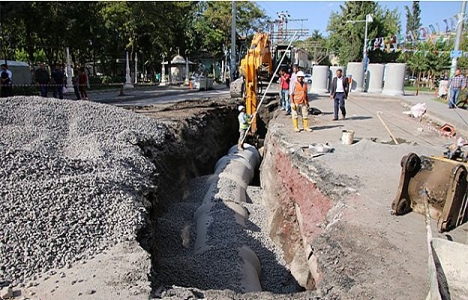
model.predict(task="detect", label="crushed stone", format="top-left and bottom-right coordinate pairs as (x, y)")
top-left (0, 96), bottom-right (167, 284)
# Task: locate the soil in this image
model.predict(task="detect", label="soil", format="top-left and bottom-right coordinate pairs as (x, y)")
top-left (6, 94), bottom-right (468, 300)
top-left (8, 98), bottom-right (241, 300)
top-left (261, 95), bottom-right (468, 299)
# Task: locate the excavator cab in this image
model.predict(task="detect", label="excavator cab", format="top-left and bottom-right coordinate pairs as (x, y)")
top-left (272, 44), bottom-right (293, 77)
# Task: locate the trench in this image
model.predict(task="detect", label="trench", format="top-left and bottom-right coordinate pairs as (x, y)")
top-left (133, 99), bottom-right (334, 298)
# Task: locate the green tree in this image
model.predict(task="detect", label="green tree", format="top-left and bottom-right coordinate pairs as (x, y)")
top-left (398, 39), bottom-right (451, 93)
top-left (326, 1), bottom-right (401, 65)
top-left (405, 1), bottom-right (421, 36)
top-left (191, 1), bottom-right (267, 57)
top-left (1, 1), bottom-right (267, 79)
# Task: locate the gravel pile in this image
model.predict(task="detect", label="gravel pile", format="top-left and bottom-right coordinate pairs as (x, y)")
top-left (155, 176), bottom-right (299, 294)
top-left (0, 97), bottom-right (168, 284)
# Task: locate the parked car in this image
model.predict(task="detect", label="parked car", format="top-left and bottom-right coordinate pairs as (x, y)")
top-left (304, 74), bottom-right (312, 84)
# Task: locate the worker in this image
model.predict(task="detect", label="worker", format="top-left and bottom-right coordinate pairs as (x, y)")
top-left (279, 68), bottom-right (290, 114)
top-left (330, 69), bottom-right (350, 120)
top-left (237, 105), bottom-right (252, 150)
top-left (290, 71), bottom-right (312, 132)
top-left (447, 69), bottom-right (466, 109)
top-left (289, 64), bottom-right (299, 92)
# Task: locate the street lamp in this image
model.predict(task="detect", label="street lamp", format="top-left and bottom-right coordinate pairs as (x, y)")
top-left (346, 14), bottom-right (373, 66)
top-left (346, 14), bottom-right (373, 91)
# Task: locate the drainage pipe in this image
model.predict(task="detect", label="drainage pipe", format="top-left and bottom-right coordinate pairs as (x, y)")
top-left (194, 144), bottom-right (262, 292)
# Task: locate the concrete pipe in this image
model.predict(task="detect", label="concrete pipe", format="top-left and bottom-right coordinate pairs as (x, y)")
top-left (194, 200), bottom-right (250, 254)
top-left (366, 64), bottom-right (385, 93)
top-left (238, 245), bottom-right (262, 292)
top-left (310, 65), bottom-right (329, 94)
top-left (202, 176), bottom-right (247, 204)
top-left (382, 63), bottom-right (406, 96)
top-left (329, 66), bottom-right (346, 92)
top-left (193, 143), bottom-right (262, 292)
top-left (228, 144), bottom-right (261, 169)
top-left (214, 156), bottom-right (255, 186)
top-left (347, 62), bottom-right (364, 92)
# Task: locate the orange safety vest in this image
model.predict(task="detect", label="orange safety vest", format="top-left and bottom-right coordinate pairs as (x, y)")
top-left (292, 81), bottom-right (308, 104)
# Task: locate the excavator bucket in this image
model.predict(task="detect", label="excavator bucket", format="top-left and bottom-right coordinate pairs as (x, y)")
top-left (391, 153), bottom-right (468, 232)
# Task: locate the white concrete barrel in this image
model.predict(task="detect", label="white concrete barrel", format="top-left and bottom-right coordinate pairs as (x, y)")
top-left (366, 64), bottom-right (385, 93)
top-left (310, 65), bottom-right (329, 94)
top-left (382, 63), bottom-right (406, 96)
top-left (347, 62), bottom-right (364, 92)
top-left (329, 66), bottom-right (346, 92)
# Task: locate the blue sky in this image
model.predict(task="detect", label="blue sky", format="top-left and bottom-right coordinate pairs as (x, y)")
top-left (257, 1), bottom-right (464, 37)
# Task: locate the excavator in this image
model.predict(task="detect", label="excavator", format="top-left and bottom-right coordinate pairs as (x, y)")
top-left (230, 32), bottom-right (303, 134)
top-left (230, 32), bottom-right (273, 134)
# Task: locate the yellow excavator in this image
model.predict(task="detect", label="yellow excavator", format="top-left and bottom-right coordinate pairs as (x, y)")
top-left (230, 32), bottom-right (302, 134)
top-left (230, 32), bottom-right (273, 134)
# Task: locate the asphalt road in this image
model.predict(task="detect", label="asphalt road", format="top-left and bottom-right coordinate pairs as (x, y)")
top-left (113, 88), bottom-right (231, 107)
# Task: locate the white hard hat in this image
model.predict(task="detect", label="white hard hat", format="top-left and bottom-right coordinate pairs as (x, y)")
top-left (238, 105), bottom-right (245, 111)
top-left (297, 71), bottom-right (305, 77)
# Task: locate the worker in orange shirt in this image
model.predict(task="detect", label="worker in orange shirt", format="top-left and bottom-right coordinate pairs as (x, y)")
top-left (290, 71), bottom-right (312, 132)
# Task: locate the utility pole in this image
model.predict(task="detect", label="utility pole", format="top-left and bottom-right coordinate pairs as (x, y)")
top-left (450, 0), bottom-right (467, 78)
top-left (230, 1), bottom-right (236, 82)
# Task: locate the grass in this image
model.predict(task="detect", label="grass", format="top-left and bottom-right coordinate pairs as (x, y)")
top-left (404, 85), bottom-right (434, 92)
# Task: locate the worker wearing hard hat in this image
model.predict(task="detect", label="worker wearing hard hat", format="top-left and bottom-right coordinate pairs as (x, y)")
top-left (237, 105), bottom-right (252, 150)
top-left (290, 71), bottom-right (312, 132)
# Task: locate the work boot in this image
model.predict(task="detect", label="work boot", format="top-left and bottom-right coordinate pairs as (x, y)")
top-left (303, 119), bottom-right (313, 132)
top-left (293, 118), bottom-right (300, 132)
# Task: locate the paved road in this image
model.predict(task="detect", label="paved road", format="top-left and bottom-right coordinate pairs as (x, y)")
top-left (114, 88), bottom-right (231, 107)
top-left (62, 84), bottom-right (230, 105)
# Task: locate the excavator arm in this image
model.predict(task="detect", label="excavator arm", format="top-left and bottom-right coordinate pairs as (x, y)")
top-left (234, 32), bottom-right (273, 133)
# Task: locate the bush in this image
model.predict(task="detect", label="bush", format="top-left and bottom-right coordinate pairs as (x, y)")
top-left (12, 85), bottom-right (39, 96)
top-left (88, 76), bottom-right (103, 86)
top-left (92, 75), bottom-right (125, 85)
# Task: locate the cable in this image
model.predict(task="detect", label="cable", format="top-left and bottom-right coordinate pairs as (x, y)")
top-left (447, 88), bottom-right (468, 127)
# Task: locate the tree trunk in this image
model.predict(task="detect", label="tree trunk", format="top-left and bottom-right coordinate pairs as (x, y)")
top-left (72, 52), bottom-right (77, 69)
top-left (416, 71), bottom-right (421, 96)
top-left (92, 46), bottom-right (96, 76)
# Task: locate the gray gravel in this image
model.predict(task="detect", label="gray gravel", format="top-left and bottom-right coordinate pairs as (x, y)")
top-left (0, 96), bottom-right (167, 284)
top-left (244, 186), bottom-right (300, 294)
top-left (155, 176), bottom-right (300, 294)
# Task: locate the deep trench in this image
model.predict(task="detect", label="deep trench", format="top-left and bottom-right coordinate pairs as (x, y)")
top-left (134, 99), bottom-right (305, 296)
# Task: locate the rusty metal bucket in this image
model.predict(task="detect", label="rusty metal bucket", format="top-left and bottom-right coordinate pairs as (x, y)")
top-left (391, 153), bottom-right (468, 232)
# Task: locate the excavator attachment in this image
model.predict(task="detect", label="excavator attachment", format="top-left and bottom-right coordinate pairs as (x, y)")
top-left (391, 153), bottom-right (468, 232)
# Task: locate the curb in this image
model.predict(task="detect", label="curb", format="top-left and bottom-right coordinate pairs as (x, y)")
top-left (334, 91), bottom-right (468, 137)
top-left (97, 87), bottom-right (228, 104)
top-left (398, 97), bottom-right (468, 137)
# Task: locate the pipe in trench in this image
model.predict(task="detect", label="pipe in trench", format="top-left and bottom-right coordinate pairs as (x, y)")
top-left (193, 144), bottom-right (262, 292)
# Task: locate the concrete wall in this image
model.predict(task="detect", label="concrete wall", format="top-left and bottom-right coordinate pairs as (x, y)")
top-left (382, 63), bottom-right (406, 96)
top-left (366, 64), bottom-right (385, 93)
top-left (347, 62), bottom-right (364, 92)
top-left (3, 61), bottom-right (33, 85)
top-left (310, 65), bottom-right (329, 94)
